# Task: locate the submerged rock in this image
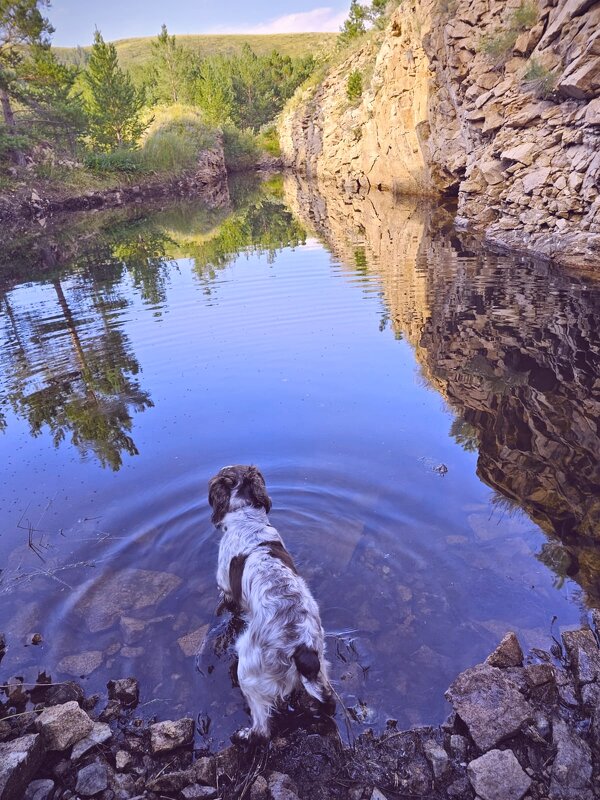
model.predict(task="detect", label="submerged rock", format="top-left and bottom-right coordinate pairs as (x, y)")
top-left (107, 677), bottom-right (139, 707)
top-left (75, 569), bottom-right (182, 633)
top-left (57, 650), bottom-right (103, 677)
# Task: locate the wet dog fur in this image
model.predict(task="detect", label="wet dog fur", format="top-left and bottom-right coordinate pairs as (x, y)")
top-left (208, 464), bottom-right (335, 744)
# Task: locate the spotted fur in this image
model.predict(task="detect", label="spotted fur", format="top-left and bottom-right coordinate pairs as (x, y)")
top-left (208, 464), bottom-right (334, 742)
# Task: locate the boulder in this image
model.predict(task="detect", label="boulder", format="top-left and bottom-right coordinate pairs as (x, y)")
top-left (71, 722), bottom-right (112, 761)
top-left (485, 632), bottom-right (524, 668)
top-left (561, 628), bottom-right (600, 684)
top-left (75, 762), bottom-right (109, 797)
top-left (445, 664), bottom-right (533, 751)
top-left (550, 718), bottom-right (592, 799)
top-left (269, 772), bottom-right (300, 800)
top-left (24, 779), bottom-right (54, 800)
top-left (423, 740), bottom-right (449, 779)
top-left (467, 749), bottom-right (531, 800)
top-left (500, 144), bottom-right (537, 166)
top-left (250, 775), bottom-right (269, 799)
top-left (149, 718), bottom-right (194, 754)
top-left (35, 701), bottom-right (94, 751)
top-left (0, 735), bottom-right (45, 800)
top-left (558, 56), bottom-right (600, 99)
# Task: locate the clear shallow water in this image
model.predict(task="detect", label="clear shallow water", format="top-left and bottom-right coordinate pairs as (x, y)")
top-left (0, 176), bottom-right (598, 747)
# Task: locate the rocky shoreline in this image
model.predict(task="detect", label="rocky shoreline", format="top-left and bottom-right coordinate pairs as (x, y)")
top-left (2, 622), bottom-right (599, 800)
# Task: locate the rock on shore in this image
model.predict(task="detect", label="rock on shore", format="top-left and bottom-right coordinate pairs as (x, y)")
top-left (1, 625), bottom-right (600, 799)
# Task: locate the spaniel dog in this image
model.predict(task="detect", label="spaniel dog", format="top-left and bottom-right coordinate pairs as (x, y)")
top-left (208, 464), bottom-right (335, 743)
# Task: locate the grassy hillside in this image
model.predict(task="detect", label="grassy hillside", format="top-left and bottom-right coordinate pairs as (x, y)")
top-left (56, 32), bottom-right (336, 70)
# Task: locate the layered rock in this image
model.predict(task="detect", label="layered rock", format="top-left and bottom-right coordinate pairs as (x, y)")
top-left (280, 0), bottom-right (600, 268)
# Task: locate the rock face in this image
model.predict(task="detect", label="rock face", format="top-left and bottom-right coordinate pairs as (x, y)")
top-left (280, 0), bottom-right (600, 268)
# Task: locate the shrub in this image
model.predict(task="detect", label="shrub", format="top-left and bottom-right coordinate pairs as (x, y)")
top-left (479, 29), bottom-right (519, 63)
top-left (523, 58), bottom-right (557, 98)
top-left (347, 70), bottom-right (364, 101)
top-left (84, 150), bottom-right (141, 173)
top-left (222, 125), bottom-right (260, 171)
top-left (256, 125), bottom-right (281, 157)
top-left (139, 105), bottom-right (217, 172)
top-left (512, 1), bottom-right (538, 30)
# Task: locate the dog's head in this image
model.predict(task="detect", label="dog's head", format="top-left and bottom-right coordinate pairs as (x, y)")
top-left (208, 465), bottom-right (272, 526)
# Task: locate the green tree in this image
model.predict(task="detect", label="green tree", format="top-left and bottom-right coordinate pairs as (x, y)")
top-left (338, 0), bottom-right (368, 45)
top-left (83, 30), bottom-right (148, 151)
top-left (0, 0), bottom-right (53, 161)
top-left (150, 24), bottom-right (185, 104)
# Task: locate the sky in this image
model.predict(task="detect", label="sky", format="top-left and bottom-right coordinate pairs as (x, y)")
top-left (47, 1), bottom-right (350, 46)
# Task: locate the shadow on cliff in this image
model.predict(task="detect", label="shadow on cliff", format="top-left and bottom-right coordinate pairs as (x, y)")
top-left (284, 175), bottom-right (600, 604)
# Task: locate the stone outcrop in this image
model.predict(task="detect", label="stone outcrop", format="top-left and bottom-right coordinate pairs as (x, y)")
top-left (279, 0), bottom-right (600, 268)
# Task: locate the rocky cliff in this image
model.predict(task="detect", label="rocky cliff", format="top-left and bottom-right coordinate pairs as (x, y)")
top-left (279, 0), bottom-right (600, 268)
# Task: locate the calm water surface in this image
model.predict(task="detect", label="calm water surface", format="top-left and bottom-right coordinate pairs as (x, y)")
top-left (0, 176), bottom-right (598, 746)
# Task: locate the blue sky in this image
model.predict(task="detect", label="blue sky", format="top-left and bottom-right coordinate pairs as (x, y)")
top-left (48, 1), bottom-right (350, 46)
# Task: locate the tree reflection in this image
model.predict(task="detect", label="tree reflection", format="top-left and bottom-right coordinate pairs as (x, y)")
top-left (0, 177), bottom-right (308, 469)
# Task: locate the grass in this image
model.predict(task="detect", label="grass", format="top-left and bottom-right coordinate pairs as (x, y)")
top-left (55, 33), bottom-right (336, 71)
top-left (479, 1), bottom-right (539, 66)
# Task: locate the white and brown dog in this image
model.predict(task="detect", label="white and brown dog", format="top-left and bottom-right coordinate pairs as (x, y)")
top-left (208, 464), bottom-right (334, 743)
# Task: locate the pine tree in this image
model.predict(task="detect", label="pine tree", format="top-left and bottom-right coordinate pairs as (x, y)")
top-left (0, 0), bottom-right (53, 162)
top-left (338, 0), bottom-right (368, 46)
top-left (150, 24), bottom-right (184, 104)
top-left (83, 30), bottom-right (148, 151)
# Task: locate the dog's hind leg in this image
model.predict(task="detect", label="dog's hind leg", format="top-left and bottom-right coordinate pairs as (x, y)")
top-left (232, 671), bottom-right (275, 744)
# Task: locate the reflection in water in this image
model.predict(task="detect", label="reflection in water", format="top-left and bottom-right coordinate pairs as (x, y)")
top-left (0, 178), bottom-right (307, 470)
top-left (284, 175), bottom-right (600, 604)
top-left (0, 175), bottom-right (598, 746)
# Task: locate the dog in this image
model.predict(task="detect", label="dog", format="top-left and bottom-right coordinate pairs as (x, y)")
top-left (208, 464), bottom-right (335, 743)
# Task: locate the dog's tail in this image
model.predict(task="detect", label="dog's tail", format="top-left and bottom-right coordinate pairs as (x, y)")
top-left (293, 644), bottom-right (335, 714)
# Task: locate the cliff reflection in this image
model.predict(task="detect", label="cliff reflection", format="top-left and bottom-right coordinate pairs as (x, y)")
top-left (284, 176), bottom-right (600, 603)
top-left (0, 177), bottom-right (307, 469)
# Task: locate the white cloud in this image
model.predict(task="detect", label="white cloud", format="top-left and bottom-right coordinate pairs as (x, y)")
top-left (212, 6), bottom-right (348, 35)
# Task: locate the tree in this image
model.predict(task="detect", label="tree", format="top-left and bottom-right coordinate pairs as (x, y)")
top-left (338, 0), bottom-right (368, 45)
top-left (150, 24), bottom-right (185, 104)
top-left (0, 0), bottom-right (53, 162)
top-left (83, 30), bottom-right (148, 151)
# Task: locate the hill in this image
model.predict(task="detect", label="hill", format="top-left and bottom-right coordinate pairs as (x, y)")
top-left (55, 32), bottom-right (337, 71)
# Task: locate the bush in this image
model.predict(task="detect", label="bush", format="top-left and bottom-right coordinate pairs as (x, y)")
top-left (84, 150), bottom-right (141, 173)
top-left (347, 70), bottom-right (363, 101)
top-left (256, 125), bottom-right (281, 157)
top-left (222, 125), bottom-right (260, 171)
top-left (523, 58), bottom-right (557, 98)
top-left (513, 1), bottom-right (538, 30)
top-left (479, 29), bottom-right (519, 63)
top-left (139, 105), bottom-right (217, 172)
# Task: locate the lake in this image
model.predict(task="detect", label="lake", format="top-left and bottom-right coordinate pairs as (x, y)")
top-left (0, 174), bottom-right (598, 748)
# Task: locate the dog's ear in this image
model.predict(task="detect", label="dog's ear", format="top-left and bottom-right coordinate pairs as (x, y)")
top-left (242, 466), bottom-right (272, 514)
top-left (208, 474), bottom-right (234, 525)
